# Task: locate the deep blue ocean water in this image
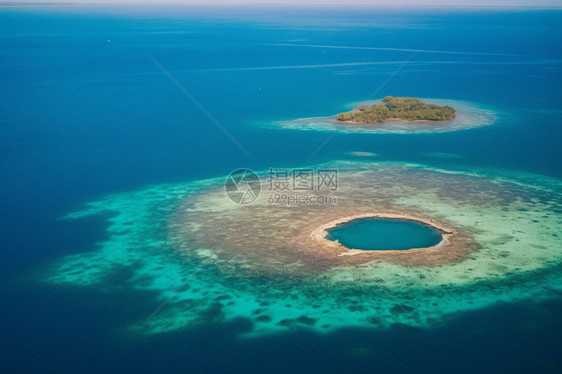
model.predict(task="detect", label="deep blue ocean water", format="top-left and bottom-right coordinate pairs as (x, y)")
top-left (1, 5), bottom-right (562, 373)
top-left (327, 218), bottom-right (443, 250)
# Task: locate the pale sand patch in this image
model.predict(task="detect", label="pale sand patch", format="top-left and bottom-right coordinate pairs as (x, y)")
top-left (347, 151), bottom-right (378, 157)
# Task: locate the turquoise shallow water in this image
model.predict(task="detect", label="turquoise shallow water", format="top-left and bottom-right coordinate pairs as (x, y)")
top-left (1, 5), bottom-right (562, 374)
top-left (327, 218), bottom-right (443, 250)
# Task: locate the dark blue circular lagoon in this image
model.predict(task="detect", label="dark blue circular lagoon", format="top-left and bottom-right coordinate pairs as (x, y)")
top-left (327, 217), bottom-right (443, 251)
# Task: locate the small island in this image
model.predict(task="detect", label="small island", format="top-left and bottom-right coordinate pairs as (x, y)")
top-left (336, 96), bottom-right (456, 124)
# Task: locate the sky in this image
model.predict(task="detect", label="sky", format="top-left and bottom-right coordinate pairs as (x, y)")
top-left (7, 0), bottom-right (562, 6)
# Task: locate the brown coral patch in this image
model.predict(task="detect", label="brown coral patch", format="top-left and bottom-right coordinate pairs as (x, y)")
top-left (167, 164), bottom-right (491, 277)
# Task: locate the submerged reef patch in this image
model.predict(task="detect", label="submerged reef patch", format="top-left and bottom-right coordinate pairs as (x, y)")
top-left (44, 162), bottom-right (562, 337)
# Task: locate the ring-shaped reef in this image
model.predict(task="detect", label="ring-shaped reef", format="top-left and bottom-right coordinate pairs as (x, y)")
top-left (270, 99), bottom-right (497, 134)
top-left (44, 161), bottom-right (562, 337)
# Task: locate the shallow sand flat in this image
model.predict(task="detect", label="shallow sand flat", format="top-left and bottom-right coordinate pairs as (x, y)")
top-left (269, 99), bottom-right (497, 134)
top-left (44, 161), bottom-right (562, 336)
top-left (346, 151), bottom-right (378, 157)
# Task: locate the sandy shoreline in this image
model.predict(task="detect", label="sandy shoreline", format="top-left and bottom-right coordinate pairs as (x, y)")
top-left (271, 98), bottom-right (496, 134)
top-left (335, 114), bottom-right (457, 126)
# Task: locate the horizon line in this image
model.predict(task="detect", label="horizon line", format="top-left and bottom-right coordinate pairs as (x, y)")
top-left (1, 2), bottom-right (562, 8)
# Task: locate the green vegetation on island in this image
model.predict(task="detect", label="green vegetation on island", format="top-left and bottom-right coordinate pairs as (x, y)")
top-left (336, 96), bottom-right (456, 124)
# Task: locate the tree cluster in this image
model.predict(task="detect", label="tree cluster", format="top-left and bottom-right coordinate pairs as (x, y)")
top-left (336, 96), bottom-right (456, 124)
